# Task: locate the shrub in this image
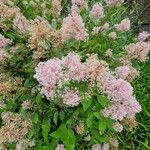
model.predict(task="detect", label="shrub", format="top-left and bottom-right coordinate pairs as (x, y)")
top-left (0, 0), bottom-right (150, 149)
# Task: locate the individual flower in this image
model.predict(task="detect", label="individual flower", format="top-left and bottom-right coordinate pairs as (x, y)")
top-left (122, 116), bottom-right (138, 130)
top-left (108, 137), bottom-right (119, 150)
top-left (75, 122), bottom-right (84, 134)
top-left (102, 22), bottom-right (109, 30)
top-left (84, 134), bottom-right (91, 141)
top-left (63, 90), bottom-right (80, 107)
top-left (92, 26), bottom-right (101, 35)
top-left (102, 143), bottom-right (110, 150)
top-left (115, 18), bottom-right (130, 32)
top-left (92, 144), bottom-right (101, 150)
top-left (104, 49), bottom-right (113, 57)
top-left (0, 100), bottom-right (6, 109)
top-left (61, 13), bottom-right (88, 42)
top-left (90, 3), bottom-right (104, 20)
top-left (113, 122), bottom-right (123, 132)
top-left (21, 100), bottom-right (32, 110)
top-left (138, 31), bottom-right (150, 41)
top-left (108, 32), bottom-right (117, 39)
top-left (55, 144), bottom-right (66, 150)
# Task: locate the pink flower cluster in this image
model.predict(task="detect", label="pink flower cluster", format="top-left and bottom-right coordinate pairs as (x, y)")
top-left (34, 58), bottom-right (62, 99)
top-left (115, 18), bottom-right (130, 32)
top-left (13, 13), bottom-right (29, 34)
top-left (0, 34), bottom-right (12, 48)
top-left (91, 23), bottom-right (109, 35)
top-left (63, 52), bottom-right (86, 81)
top-left (35, 52), bottom-right (142, 120)
top-left (126, 41), bottom-right (150, 62)
top-left (100, 75), bottom-right (141, 121)
top-left (34, 52), bottom-right (86, 106)
top-left (61, 13), bottom-right (88, 42)
top-left (115, 65), bottom-right (139, 81)
top-left (105, 0), bottom-right (123, 7)
top-left (138, 31), bottom-right (150, 41)
top-left (0, 34), bottom-right (12, 60)
top-left (63, 90), bottom-right (80, 107)
top-left (90, 3), bottom-right (104, 20)
top-left (103, 79), bottom-right (133, 102)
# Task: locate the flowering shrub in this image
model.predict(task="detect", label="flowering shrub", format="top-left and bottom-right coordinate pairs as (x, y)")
top-left (0, 0), bottom-right (150, 150)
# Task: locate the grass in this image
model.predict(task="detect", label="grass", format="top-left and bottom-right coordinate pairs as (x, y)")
top-left (119, 58), bottom-right (150, 150)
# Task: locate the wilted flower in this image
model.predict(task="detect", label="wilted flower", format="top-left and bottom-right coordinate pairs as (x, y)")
top-left (102, 22), bottom-right (109, 30)
top-left (105, 49), bottom-right (113, 57)
top-left (51, 0), bottom-right (62, 18)
top-left (75, 122), bottom-right (84, 134)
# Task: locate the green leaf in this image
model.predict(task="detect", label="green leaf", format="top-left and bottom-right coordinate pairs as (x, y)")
top-left (97, 95), bottom-right (109, 107)
top-left (93, 112), bottom-right (101, 119)
top-left (59, 110), bottom-right (65, 121)
top-left (86, 114), bottom-right (94, 128)
top-left (98, 119), bottom-right (107, 135)
top-left (42, 118), bottom-right (50, 144)
top-left (53, 111), bottom-right (58, 125)
top-left (50, 124), bottom-right (66, 139)
top-left (67, 129), bottom-right (76, 145)
top-left (24, 78), bottom-right (37, 88)
top-left (36, 93), bottom-right (42, 105)
top-left (81, 99), bottom-right (92, 111)
top-left (32, 113), bottom-right (39, 124)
